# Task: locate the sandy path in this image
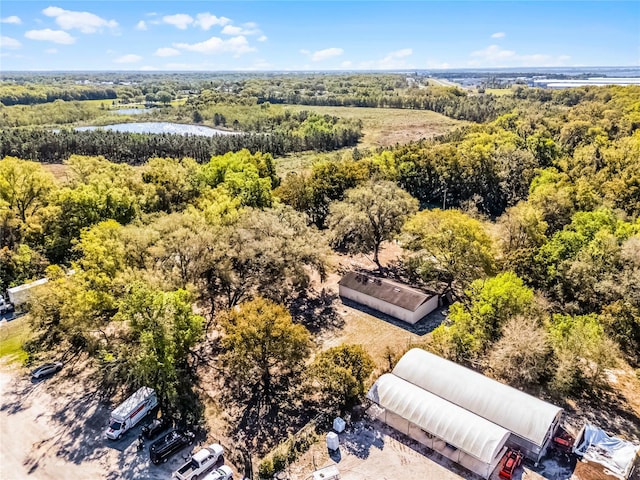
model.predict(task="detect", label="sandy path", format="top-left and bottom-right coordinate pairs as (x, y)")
top-left (0, 366), bottom-right (179, 480)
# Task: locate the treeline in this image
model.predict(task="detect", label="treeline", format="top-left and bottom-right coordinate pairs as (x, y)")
top-left (257, 86), bottom-right (516, 122)
top-left (0, 120), bottom-right (361, 164)
top-left (0, 100), bottom-right (104, 128)
top-left (0, 84), bottom-right (117, 106)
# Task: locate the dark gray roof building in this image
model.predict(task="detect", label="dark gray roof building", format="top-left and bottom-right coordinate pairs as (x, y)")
top-left (338, 272), bottom-right (438, 324)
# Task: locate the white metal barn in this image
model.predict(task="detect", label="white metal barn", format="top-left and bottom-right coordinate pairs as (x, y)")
top-left (338, 272), bottom-right (438, 324)
top-left (367, 349), bottom-right (563, 478)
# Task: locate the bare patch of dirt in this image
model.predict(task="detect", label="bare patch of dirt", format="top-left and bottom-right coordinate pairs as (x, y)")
top-left (286, 417), bottom-right (472, 480)
top-left (0, 360), bottom-right (239, 480)
top-left (41, 163), bottom-right (70, 183)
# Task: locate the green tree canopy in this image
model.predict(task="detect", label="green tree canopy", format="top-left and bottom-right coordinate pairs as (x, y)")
top-left (430, 272), bottom-right (536, 362)
top-left (309, 344), bottom-right (375, 413)
top-left (402, 208), bottom-right (496, 293)
top-left (327, 181), bottom-right (418, 269)
top-left (221, 297), bottom-right (311, 414)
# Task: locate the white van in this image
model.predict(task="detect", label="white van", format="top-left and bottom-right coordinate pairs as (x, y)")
top-left (106, 386), bottom-right (158, 440)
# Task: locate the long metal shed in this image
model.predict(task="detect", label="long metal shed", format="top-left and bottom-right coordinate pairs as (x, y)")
top-left (338, 272), bottom-right (438, 324)
top-left (367, 373), bottom-right (509, 478)
top-left (392, 348), bottom-right (563, 460)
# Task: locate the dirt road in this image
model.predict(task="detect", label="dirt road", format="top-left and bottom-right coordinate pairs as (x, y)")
top-left (0, 365), bottom-right (187, 480)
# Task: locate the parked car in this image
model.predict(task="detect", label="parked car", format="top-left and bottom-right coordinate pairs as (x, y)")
top-left (173, 443), bottom-right (224, 480)
top-left (203, 465), bottom-right (233, 480)
top-left (142, 417), bottom-right (171, 439)
top-left (31, 361), bottom-right (63, 379)
top-left (150, 429), bottom-right (195, 465)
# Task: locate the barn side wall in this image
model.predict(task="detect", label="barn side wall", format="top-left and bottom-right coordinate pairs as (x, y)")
top-left (339, 285), bottom-right (414, 323)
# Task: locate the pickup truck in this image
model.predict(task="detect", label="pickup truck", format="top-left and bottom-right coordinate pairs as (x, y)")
top-left (172, 443), bottom-right (224, 480)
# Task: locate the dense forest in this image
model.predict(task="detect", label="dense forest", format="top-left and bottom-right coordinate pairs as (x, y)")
top-left (1, 74), bottom-right (639, 474)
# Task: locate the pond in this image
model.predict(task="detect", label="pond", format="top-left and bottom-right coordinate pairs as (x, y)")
top-left (75, 122), bottom-right (239, 137)
top-left (113, 108), bottom-right (151, 115)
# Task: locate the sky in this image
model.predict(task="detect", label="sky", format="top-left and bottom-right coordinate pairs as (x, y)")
top-left (0, 1), bottom-right (638, 71)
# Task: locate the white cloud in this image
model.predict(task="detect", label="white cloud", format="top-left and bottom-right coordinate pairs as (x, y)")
top-left (491, 32), bottom-right (506, 39)
top-left (140, 65), bottom-right (159, 71)
top-left (468, 44), bottom-right (571, 67)
top-left (194, 13), bottom-right (231, 30)
top-left (0, 36), bottom-right (21, 49)
top-left (221, 24), bottom-right (261, 36)
top-left (114, 54), bottom-right (142, 64)
top-left (1, 16), bottom-right (22, 25)
top-left (257, 35), bottom-right (268, 42)
top-left (136, 20), bottom-right (147, 31)
top-left (25, 29), bottom-right (76, 44)
top-left (299, 49), bottom-right (310, 55)
top-left (359, 48), bottom-right (413, 69)
top-left (383, 48), bottom-right (413, 61)
top-left (42, 6), bottom-right (118, 33)
top-left (154, 47), bottom-right (180, 57)
top-left (307, 47), bottom-right (344, 62)
top-left (341, 60), bottom-right (352, 68)
top-left (163, 14), bottom-right (193, 30)
top-left (174, 35), bottom-right (255, 55)
top-left (45, 48), bottom-right (58, 54)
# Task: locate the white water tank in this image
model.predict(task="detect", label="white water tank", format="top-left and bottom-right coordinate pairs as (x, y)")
top-left (326, 432), bottom-right (339, 451)
top-left (333, 417), bottom-right (346, 433)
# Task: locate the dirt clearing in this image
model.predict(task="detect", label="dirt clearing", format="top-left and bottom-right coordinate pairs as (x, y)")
top-left (0, 362), bottom-right (232, 480)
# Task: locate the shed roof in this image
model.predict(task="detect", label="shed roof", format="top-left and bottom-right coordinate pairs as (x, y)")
top-left (392, 349), bottom-right (562, 448)
top-left (367, 373), bottom-right (510, 464)
top-left (338, 272), bottom-right (434, 312)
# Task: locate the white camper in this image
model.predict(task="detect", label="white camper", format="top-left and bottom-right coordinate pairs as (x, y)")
top-left (106, 386), bottom-right (158, 440)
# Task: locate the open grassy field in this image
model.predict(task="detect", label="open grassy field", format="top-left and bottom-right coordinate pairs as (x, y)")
top-left (0, 316), bottom-right (30, 365)
top-left (284, 105), bottom-right (463, 149)
top-left (484, 88), bottom-right (514, 96)
top-left (41, 163), bottom-right (70, 182)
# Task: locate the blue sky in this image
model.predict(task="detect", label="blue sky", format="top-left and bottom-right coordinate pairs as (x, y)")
top-left (1, 1), bottom-right (638, 71)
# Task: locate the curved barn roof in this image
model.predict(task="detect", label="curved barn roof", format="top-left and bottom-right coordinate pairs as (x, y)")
top-left (392, 349), bottom-right (562, 447)
top-left (367, 373), bottom-right (510, 464)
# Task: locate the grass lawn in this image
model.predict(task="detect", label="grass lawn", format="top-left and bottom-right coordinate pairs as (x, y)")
top-left (0, 316), bottom-right (31, 365)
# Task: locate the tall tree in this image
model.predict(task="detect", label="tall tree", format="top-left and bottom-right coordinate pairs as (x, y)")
top-left (0, 156), bottom-right (55, 230)
top-left (327, 181), bottom-right (418, 269)
top-left (429, 272), bottom-right (536, 362)
top-left (401, 208), bottom-right (496, 293)
top-left (221, 297), bottom-right (310, 413)
top-left (309, 344), bottom-right (375, 413)
top-left (205, 206), bottom-right (328, 308)
top-left (114, 283), bottom-right (204, 421)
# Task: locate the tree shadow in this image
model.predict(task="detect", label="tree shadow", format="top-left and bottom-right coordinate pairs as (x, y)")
top-left (561, 386), bottom-right (640, 443)
top-left (339, 420), bottom-right (385, 460)
top-left (288, 288), bottom-right (344, 335)
top-left (527, 449), bottom-right (577, 480)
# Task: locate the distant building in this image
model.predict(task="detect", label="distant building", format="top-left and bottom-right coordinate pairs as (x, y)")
top-left (338, 272), bottom-right (438, 324)
top-left (532, 77), bottom-right (640, 89)
top-left (367, 349), bottom-right (563, 478)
